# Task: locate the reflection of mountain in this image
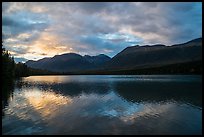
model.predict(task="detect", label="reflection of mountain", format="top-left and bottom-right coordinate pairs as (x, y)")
top-left (4, 76), bottom-right (202, 135)
top-left (19, 77), bottom-right (202, 107)
top-left (114, 81), bottom-right (202, 107)
top-left (20, 81), bottom-right (111, 97)
top-left (25, 38), bottom-right (202, 74)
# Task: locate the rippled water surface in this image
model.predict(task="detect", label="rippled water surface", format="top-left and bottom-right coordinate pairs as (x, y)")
top-left (2, 75), bottom-right (202, 135)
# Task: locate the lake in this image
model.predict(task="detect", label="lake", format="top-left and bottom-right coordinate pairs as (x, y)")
top-left (2, 75), bottom-right (202, 135)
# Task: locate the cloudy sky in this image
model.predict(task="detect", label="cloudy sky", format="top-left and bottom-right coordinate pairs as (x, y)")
top-left (2, 2), bottom-right (202, 62)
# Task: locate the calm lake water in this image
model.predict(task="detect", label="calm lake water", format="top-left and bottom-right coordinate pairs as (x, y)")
top-left (2, 75), bottom-right (202, 135)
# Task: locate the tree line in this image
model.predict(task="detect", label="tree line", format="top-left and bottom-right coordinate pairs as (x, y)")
top-left (2, 42), bottom-right (58, 84)
top-left (2, 42), bottom-right (58, 112)
top-left (2, 44), bottom-right (31, 81)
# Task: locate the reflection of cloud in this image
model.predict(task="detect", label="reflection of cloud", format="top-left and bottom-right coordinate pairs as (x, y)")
top-left (66, 91), bottom-right (176, 125)
top-left (3, 77), bottom-right (202, 135)
top-left (119, 103), bottom-right (175, 124)
top-left (24, 89), bottom-right (72, 118)
top-left (4, 88), bottom-right (72, 122)
top-left (23, 76), bottom-right (69, 83)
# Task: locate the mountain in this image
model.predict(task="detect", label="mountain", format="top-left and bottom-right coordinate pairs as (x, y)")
top-left (84, 54), bottom-right (111, 65)
top-left (104, 38), bottom-right (202, 70)
top-left (26, 37), bottom-right (202, 74)
top-left (26, 53), bottom-right (111, 72)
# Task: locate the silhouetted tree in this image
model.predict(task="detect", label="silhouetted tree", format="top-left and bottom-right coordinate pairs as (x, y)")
top-left (2, 42), bottom-right (15, 84)
top-left (14, 62), bottom-right (29, 77)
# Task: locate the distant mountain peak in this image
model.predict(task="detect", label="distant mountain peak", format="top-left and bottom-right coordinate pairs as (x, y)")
top-left (54, 52), bottom-right (81, 57)
top-left (171, 37), bottom-right (202, 47)
top-left (26, 37), bottom-right (201, 73)
top-left (26, 52), bottom-right (111, 72)
top-left (84, 54), bottom-right (110, 58)
top-left (185, 37), bottom-right (202, 43)
top-left (106, 37), bottom-right (202, 69)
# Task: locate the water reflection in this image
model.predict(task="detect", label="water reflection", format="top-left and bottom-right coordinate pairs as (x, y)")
top-left (115, 81), bottom-right (202, 107)
top-left (2, 79), bottom-right (15, 116)
top-left (2, 75), bottom-right (202, 135)
top-left (18, 75), bottom-right (202, 107)
top-left (24, 89), bottom-right (72, 118)
top-left (23, 76), bottom-right (68, 84)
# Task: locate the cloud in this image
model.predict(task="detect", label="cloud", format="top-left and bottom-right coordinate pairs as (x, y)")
top-left (74, 2), bottom-right (111, 14)
top-left (14, 57), bottom-right (28, 63)
top-left (74, 33), bottom-right (143, 56)
top-left (104, 2), bottom-right (202, 45)
top-left (3, 10), bottom-right (49, 37)
top-left (2, 2), bottom-right (202, 61)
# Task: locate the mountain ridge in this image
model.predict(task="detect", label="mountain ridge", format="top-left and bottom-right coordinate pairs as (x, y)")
top-left (26, 53), bottom-right (111, 72)
top-left (25, 37), bottom-right (202, 73)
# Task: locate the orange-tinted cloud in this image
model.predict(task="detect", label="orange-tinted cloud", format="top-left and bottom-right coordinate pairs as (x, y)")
top-left (2, 2), bottom-right (202, 62)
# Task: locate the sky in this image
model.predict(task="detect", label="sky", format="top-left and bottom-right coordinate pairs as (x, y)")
top-left (2, 2), bottom-right (202, 62)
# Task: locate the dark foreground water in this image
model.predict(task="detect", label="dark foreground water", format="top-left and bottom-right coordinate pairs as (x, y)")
top-left (2, 75), bottom-right (202, 135)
